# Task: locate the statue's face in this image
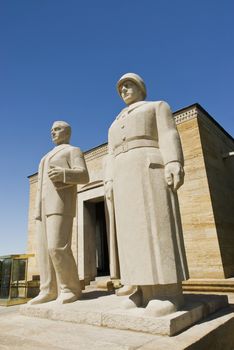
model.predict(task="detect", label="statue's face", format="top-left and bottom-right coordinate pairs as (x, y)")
top-left (120, 80), bottom-right (143, 105)
top-left (51, 123), bottom-right (69, 145)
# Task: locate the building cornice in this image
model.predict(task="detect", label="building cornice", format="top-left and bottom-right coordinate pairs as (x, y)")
top-left (174, 103), bottom-right (233, 143)
top-left (84, 143), bottom-right (108, 162)
top-left (28, 174), bottom-right (38, 183)
top-left (174, 105), bottom-right (197, 125)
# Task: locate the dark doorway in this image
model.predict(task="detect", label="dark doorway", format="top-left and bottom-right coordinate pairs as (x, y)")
top-left (95, 201), bottom-right (110, 276)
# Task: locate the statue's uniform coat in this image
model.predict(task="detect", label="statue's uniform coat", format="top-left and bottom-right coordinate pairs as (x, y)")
top-left (107, 100), bottom-right (189, 286)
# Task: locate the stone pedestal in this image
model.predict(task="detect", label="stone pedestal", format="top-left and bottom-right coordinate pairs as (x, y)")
top-left (21, 290), bottom-right (228, 336)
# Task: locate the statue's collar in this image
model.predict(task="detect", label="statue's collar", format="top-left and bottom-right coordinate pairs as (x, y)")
top-left (44, 144), bottom-right (69, 160)
top-left (116, 101), bottom-right (147, 120)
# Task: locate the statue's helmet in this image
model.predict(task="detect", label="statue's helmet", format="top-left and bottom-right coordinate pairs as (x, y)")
top-left (117, 73), bottom-right (147, 100)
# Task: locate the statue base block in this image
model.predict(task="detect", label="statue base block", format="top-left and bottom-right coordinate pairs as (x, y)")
top-left (20, 291), bottom-right (228, 336)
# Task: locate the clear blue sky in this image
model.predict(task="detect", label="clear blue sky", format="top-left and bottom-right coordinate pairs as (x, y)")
top-left (0, 0), bottom-right (233, 256)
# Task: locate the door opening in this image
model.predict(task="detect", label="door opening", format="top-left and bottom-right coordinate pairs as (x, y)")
top-left (95, 201), bottom-right (110, 276)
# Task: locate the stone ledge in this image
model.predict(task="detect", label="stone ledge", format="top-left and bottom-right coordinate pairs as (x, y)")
top-left (20, 291), bottom-right (228, 336)
top-left (183, 278), bottom-right (234, 293)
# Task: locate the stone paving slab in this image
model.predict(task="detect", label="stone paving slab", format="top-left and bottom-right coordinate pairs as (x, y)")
top-left (20, 291), bottom-right (228, 336)
top-left (0, 304), bottom-right (234, 350)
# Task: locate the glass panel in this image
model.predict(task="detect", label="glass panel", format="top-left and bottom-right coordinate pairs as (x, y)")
top-left (0, 260), bottom-right (2, 296)
top-left (11, 259), bottom-right (27, 298)
top-left (12, 259), bottom-right (26, 282)
top-left (0, 259), bottom-right (12, 298)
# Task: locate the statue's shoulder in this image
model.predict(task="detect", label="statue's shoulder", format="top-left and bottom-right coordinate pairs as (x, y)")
top-left (57, 144), bottom-right (80, 156)
top-left (151, 100), bottom-right (171, 109)
top-left (68, 144), bottom-right (79, 150)
top-left (68, 145), bottom-right (84, 156)
top-left (150, 101), bottom-right (172, 116)
top-left (40, 149), bottom-right (51, 162)
top-left (59, 144), bottom-right (73, 151)
top-left (115, 107), bottom-right (127, 120)
top-left (69, 144), bottom-right (81, 151)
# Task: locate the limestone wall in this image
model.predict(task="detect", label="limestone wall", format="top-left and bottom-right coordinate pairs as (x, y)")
top-left (177, 117), bottom-right (223, 278)
top-left (26, 176), bottom-right (38, 280)
top-left (198, 113), bottom-right (234, 277)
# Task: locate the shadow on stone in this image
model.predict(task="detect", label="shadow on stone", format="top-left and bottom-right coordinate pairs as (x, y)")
top-left (81, 290), bottom-right (115, 300)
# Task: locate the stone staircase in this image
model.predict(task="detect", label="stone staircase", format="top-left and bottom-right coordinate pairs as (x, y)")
top-left (85, 276), bottom-right (121, 292)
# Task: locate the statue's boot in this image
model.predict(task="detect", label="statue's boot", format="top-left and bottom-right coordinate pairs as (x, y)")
top-left (56, 291), bottom-right (81, 304)
top-left (116, 285), bottom-right (137, 296)
top-left (143, 283), bottom-right (184, 317)
top-left (119, 286), bottom-right (143, 309)
top-left (144, 299), bottom-right (177, 316)
top-left (28, 292), bottom-right (57, 305)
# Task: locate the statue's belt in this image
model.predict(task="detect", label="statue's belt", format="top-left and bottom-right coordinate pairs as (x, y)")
top-left (113, 139), bottom-right (159, 157)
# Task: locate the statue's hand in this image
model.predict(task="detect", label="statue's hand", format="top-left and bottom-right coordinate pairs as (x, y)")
top-left (165, 162), bottom-right (184, 191)
top-left (104, 180), bottom-right (113, 200)
top-left (48, 166), bottom-right (64, 183)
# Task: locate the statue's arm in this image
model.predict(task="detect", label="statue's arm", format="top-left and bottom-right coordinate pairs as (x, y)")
top-left (104, 131), bottom-right (115, 199)
top-left (35, 159), bottom-right (43, 220)
top-left (103, 133), bottom-right (120, 279)
top-left (156, 101), bottom-right (184, 191)
top-left (64, 147), bottom-right (89, 184)
top-left (48, 147), bottom-right (89, 185)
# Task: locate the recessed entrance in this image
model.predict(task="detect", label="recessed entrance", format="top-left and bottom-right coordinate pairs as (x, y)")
top-left (82, 197), bottom-right (110, 283)
top-left (95, 202), bottom-right (110, 276)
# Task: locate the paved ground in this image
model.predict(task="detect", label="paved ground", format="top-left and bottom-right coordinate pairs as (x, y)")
top-left (0, 305), bottom-right (20, 315)
top-left (0, 298), bottom-right (233, 349)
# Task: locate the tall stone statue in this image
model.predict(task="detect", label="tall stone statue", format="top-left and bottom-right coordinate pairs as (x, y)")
top-left (29, 121), bottom-right (89, 305)
top-left (104, 73), bottom-right (189, 316)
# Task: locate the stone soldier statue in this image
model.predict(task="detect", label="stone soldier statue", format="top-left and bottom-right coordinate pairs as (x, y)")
top-left (104, 73), bottom-right (189, 316)
top-left (29, 121), bottom-right (89, 305)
